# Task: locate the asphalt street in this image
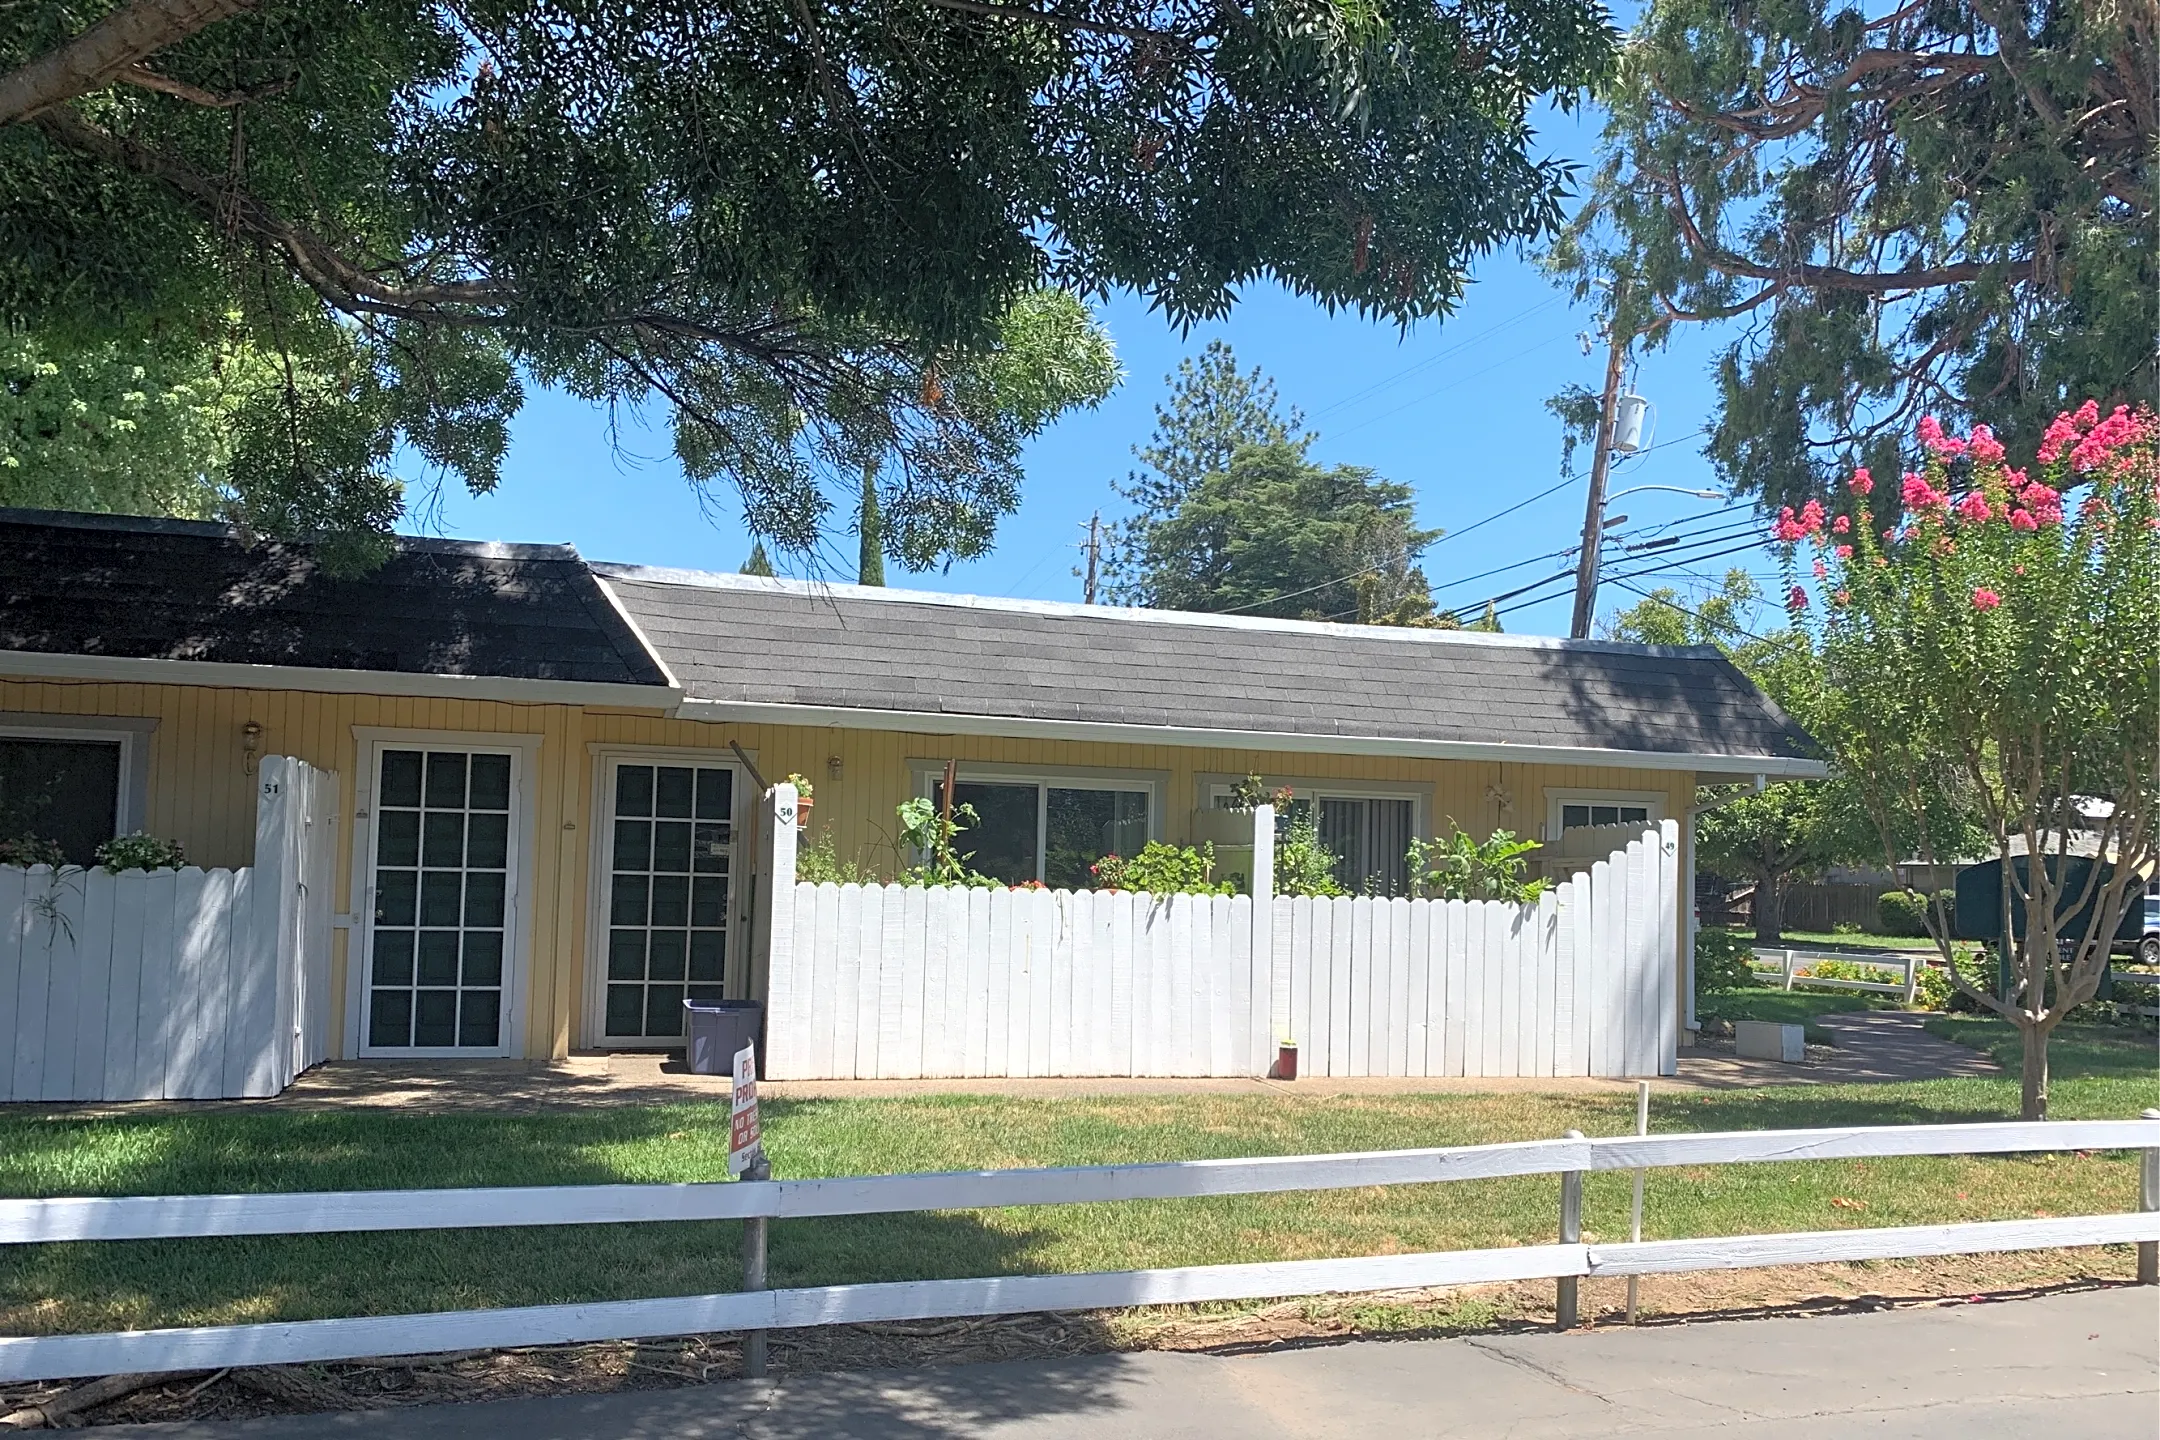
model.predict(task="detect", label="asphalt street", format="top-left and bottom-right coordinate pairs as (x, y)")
top-left (105, 1284), bottom-right (2159, 1438)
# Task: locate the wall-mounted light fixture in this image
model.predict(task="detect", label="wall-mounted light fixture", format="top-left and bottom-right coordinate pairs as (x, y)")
top-left (242, 720), bottom-right (263, 775)
top-left (827, 754), bottom-right (843, 780)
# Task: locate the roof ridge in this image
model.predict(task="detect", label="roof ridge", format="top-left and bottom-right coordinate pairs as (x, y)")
top-left (587, 563), bottom-right (1724, 660)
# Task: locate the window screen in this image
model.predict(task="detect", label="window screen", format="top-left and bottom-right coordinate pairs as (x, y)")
top-left (0, 738), bottom-right (121, 866)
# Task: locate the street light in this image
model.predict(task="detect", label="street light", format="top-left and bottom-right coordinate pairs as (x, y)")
top-left (1606, 484), bottom-right (1725, 503)
top-left (1573, 484), bottom-right (1728, 637)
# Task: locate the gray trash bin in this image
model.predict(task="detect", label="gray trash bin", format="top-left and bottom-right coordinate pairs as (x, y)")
top-left (684, 999), bottom-right (763, 1076)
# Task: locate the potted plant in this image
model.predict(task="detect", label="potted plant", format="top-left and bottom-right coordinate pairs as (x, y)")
top-left (783, 773), bottom-right (815, 823)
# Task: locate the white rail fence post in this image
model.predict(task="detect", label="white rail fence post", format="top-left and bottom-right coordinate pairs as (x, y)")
top-left (2141, 1108), bottom-right (2159, 1286)
top-left (1555, 1128), bottom-right (1585, 1328)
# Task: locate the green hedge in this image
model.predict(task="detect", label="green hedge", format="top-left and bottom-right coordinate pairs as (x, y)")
top-left (1877, 889), bottom-right (1954, 937)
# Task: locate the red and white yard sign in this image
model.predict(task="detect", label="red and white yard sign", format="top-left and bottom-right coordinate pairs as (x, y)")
top-left (727, 1042), bottom-right (763, 1176)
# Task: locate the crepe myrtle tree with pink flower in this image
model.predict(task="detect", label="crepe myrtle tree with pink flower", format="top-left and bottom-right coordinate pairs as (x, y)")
top-left (1776, 404), bottom-right (2159, 1120)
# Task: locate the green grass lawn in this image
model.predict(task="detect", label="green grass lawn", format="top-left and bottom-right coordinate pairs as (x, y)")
top-left (0, 1033), bottom-right (2152, 1338)
top-left (1769, 930), bottom-right (1940, 953)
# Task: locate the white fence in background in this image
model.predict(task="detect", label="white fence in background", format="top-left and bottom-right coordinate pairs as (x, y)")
top-left (760, 788), bottom-right (1680, 1081)
top-left (1749, 947), bottom-right (1925, 997)
top-left (0, 1116), bottom-right (2152, 1381)
top-left (0, 756), bottom-right (336, 1102)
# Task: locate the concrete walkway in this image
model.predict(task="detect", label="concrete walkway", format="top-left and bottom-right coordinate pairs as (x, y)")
top-left (19, 1011), bottom-right (1998, 1117)
top-left (100, 1286), bottom-right (2158, 1438)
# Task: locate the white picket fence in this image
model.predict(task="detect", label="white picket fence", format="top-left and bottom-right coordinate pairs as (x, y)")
top-left (0, 756), bottom-right (336, 1102)
top-left (0, 1116), bottom-right (2152, 1381)
top-left (760, 791), bottom-right (1680, 1081)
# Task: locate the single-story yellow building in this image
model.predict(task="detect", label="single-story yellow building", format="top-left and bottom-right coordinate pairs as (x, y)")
top-left (0, 508), bottom-right (1822, 1063)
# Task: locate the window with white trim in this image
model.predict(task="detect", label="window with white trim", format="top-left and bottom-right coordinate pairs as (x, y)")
top-left (0, 717), bottom-right (154, 866)
top-left (918, 767), bottom-right (1157, 888)
top-left (1205, 780), bottom-right (1421, 896)
top-left (1545, 790), bottom-right (1666, 844)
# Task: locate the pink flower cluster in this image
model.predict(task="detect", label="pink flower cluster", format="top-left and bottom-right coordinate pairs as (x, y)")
top-left (2038, 401), bottom-right (2158, 471)
top-left (1917, 414), bottom-right (1964, 458)
top-left (1970, 588), bottom-right (2002, 611)
top-left (1900, 472), bottom-right (1947, 510)
top-left (1770, 497), bottom-right (1828, 543)
top-left (1848, 466), bottom-right (1874, 495)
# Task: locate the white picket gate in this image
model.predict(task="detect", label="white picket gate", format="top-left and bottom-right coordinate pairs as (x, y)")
top-left (761, 789), bottom-right (1680, 1081)
top-left (0, 755), bottom-right (336, 1102)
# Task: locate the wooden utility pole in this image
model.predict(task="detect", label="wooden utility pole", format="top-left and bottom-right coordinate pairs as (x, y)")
top-left (1569, 313), bottom-right (1631, 640)
top-left (1079, 512), bottom-right (1101, 604)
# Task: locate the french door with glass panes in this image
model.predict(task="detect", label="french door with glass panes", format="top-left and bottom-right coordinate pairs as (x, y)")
top-left (361, 746), bottom-right (522, 1055)
top-left (594, 757), bottom-right (736, 1046)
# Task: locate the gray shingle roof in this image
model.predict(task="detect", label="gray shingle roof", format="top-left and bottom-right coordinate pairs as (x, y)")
top-left (597, 568), bottom-right (1820, 771)
top-left (0, 509), bottom-right (669, 688)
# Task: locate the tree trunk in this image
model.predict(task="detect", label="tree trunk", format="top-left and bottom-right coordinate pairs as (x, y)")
top-left (1753, 874), bottom-right (1784, 943)
top-left (2018, 1019), bottom-right (2049, 1121)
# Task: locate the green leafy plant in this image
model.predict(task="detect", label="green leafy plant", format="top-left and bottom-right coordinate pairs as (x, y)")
top-left (1090, 842), bottom-right (1234, 896)
top-left (1407, 827), bottom-right (1550, 904)
top-left (1273, 814), bottom-right (1346, 899)
top-left (795, 829), bottom-right (875, 886)
top-left (1227, 774), bottom-right (1295, 812)
top-left (0, 836), bottom-right (66, 868)
top-left (1692, 928), bottom-right (1756, 995)
top-left (95, 833), bottom-right (187, 874)
top-left (1913, 963), bottom-right (1953, 1012)
top-left (1797, 958), bottom-right (1902, 986)
top-left (782, 773), bottom-right (814, 802)
top-left (1877, 890), bottom-right (1955, 939)
top-left (895, 797), bottom-right (990, 888)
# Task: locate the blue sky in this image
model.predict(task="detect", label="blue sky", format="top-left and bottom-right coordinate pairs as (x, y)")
top-left (415, 102), bottom-right (1778, 639)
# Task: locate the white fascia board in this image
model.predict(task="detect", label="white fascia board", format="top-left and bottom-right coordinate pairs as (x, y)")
top-left (671, 697), bottom-right (1830, 779)
top-left (0, 649), bottom-right (680, 710)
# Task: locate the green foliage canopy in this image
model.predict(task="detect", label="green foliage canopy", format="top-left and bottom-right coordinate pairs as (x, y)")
top-left (1555, 0), bottom-right (2154, 511)
top-left (3, 0), bottom-right (1614, 560)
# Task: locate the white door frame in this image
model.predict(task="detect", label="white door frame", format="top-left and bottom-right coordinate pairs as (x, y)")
top-left (581, 744), bottom-right (752, 1049)
top-left (345, 727), bottom-right (542, 1059)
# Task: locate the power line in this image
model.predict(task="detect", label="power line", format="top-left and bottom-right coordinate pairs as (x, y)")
top-left (1313, 296), bottom-right (1566, 419)
top-left (1489, 537), bottom-right (1772, 626)
top-left (1209, 473), bottom-right (1580, 617)
top-left (1603, 577), bottom-right (1781, 646)
top-left (1429, 542), bottom-right (1580, 596)
top-left (1330, 330), bottom-right (1575, 439)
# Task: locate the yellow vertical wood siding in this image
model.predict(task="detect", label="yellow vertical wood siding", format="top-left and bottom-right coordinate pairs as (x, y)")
top-left (2, 676), bottom-right (1702, 1060)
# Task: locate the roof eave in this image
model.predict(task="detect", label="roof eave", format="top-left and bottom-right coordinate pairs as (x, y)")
top-left (670, 697), bottom-right (1830, 779)
top-left (1, 649), bottom-right (682, 710)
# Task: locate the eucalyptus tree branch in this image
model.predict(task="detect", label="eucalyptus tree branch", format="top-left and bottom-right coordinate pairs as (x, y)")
top-left (1656, 169), bottom-right (2036, 293)
top-left (0, 0), bottom-right (254, 125)
top-left (919, 0), bottom-right (1173, 42)
top-left (117, 62), bottom-right (292, 108)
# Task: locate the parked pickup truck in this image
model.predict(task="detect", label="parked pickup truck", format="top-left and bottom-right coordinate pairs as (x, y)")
top-left (2135, 884), bottom-right (2160, 967)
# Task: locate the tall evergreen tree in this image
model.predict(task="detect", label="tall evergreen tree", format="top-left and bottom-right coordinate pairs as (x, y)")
top-left (1117, 439), bottom-right (1439, 621)
top-left (856, 465), bottom-right (885, 586)
top-left (740, 541), bottom-right (775, 577)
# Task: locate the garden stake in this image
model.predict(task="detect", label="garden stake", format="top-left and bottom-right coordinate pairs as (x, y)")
top-left (1556, 1130), bottom-right (1584, 1329)
top-left (1627, 1081), bottom-right (1649, 1323)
